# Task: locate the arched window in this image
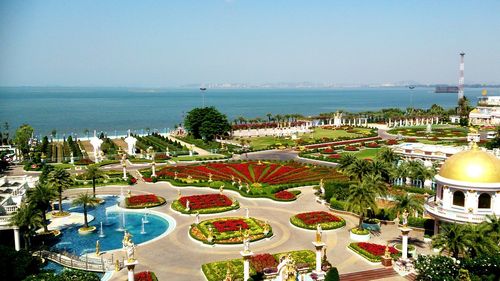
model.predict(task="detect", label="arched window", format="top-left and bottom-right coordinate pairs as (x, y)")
top-left (452, 191), bottom-right (465, 207)
top-left (478, 193), bottom-right (491, 209)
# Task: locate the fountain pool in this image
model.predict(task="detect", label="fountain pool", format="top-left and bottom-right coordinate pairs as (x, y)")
top-left (52, 195), bottom-right (173, 256)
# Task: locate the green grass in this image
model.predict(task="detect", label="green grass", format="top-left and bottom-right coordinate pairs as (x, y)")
top-left (341, 148), bottom-right (381, 159)
top-left (241, 128), bottom-right (372, 150)
top-left (49, 163), bottom-right (74, 169)
top-left (172, 154), bottom-right (228, 161)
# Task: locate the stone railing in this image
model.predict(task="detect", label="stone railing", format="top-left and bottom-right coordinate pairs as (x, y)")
top-left (425, 198), bottom-right (487, 224)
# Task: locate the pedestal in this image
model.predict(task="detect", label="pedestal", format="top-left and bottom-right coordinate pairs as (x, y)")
top-left (399, 227), bottom-right (412, 260)
top-left (240, 250), bottom-right (253, 281)
top-left (124, 260), bottom-right (138, 281)
top-left (151, 163), bottom-right (156, 177)
top-left (13, 227), bottom-right (21, 251)
top-left (312, 241), bottom-right (326, 280)
top-left (381, 256), bottom-right (392, 266)
top-left (123, 165), bottom-right (127, 180)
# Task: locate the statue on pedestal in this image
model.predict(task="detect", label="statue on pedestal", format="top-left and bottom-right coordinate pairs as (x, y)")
top-left (195, 212), bottom-right (200, 224)
top-left (243, 229), bottom-right (251, 253)
top-left (185, 200), bottom-right (190, 211)
top-left (174, 171), bottom-right (178, 180)
top-left (319, 178), bottom-right (325, 195)
top-left (208, 173), bottom-right (213, 182)
top-left (95, 240), bottom-right (100, 256)
top-left (384, 244), bottom-right (391, 259)
top-left (219, 185), bottom-right (224, 194)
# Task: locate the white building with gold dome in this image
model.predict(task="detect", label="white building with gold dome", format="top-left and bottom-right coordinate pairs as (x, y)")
top-left (424, 143), bottom-right (500, 232)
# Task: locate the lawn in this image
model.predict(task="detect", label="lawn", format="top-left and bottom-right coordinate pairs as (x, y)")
top-left (240, 127), bottom-right (373, 150)
top-left (341, 148), bottom-right (381, 160)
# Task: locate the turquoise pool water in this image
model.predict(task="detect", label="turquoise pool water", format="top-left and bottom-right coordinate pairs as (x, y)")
top-left (53, 195), bottom-right (170, 256)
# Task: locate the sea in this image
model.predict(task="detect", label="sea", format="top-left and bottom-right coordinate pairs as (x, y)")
top-left (0, 87), bottom-right (494, 137)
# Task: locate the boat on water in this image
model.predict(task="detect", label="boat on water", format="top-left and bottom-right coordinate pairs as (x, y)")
top-left (435, 86), bottom-right (459, 93)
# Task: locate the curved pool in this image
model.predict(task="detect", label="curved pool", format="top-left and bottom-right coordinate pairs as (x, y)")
top-left (53, 195), bottom-right (173, 256)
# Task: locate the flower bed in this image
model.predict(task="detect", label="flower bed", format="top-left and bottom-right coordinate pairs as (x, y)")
top-left (250, 253), bottom-right (278, 273)
top-left (171, 194), bottom-right (239, 214)
top-left (202, 250), bottom-right (315, 281)
top-left (290, 211), bottom-right (346, 230)
top-left (274, 190), bottom-right (296, 201)
top-left (125, 194), bottom-right (166, 209)
top-left (348, 242), bottom-right (398, 262)
top-left (344, 146), bottom-right (359, 151)
top-left (190, 217), bottom-right (271, 245)
top-left (134, 271), bottom-right (158, 281)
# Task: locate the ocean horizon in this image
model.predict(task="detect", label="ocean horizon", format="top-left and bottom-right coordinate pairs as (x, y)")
top-left (0, 86), bottom-right (495, 137)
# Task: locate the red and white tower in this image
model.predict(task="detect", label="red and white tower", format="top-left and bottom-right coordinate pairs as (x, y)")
top-left (458, 52), bottom-right (465, 100)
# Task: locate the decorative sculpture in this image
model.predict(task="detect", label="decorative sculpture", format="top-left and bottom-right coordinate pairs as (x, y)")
top-left (95, 240), bottom-right (100, 256)
top-left (402, 209), bottom-right (409, 227)
top-left (316, 224), bottom-right (323, 243)
top-left (122, 232), bottom-right (136, 262)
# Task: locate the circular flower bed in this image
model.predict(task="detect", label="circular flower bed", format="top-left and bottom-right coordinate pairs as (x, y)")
top-left (344, 146), bottom-right (359, 151)
top-left (290, 211), bottom-right (345, 230)
top-left (348, 242), bottom-right (398, 262)
top-left (124, 194), bottom-right (166, 209)
top-left (190, 217), bottom-right (272, 245)
top-left (171, 194), bottom-right (239, 214)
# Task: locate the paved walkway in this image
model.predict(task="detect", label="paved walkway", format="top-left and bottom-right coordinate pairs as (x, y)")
top-left (62, 181), bottom-right (429, 281)
top-left (166, 135), bottom-right (212, 156)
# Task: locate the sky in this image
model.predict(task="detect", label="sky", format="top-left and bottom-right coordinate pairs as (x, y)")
top-left (0, 0), bottom-right (499, 87)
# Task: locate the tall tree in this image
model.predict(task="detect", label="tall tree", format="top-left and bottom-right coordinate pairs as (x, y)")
top-left (266, 113), bottom-right (273, 122)
top-left (337, 153), bottom-right (357, 174)
top-left (27, 184), bottom-right (57, 233)
top-left (346, 180), bottom-right (378, 229)
top-left (9, 203), bottom-right (43, 250)
top-left (13, 124), bottom-right (34, 158)
top-left (47, 168), bottom-right (73, 214)
top-left (376, 147), bottom-right (399, 164)
top-left (72, 193), bottom-right (100, 228)
top-left (345, 159), bottom-right (372, 182)
top-left (390, 194), bottom-right (423, 218)
top-left (184, 107), bottom-right (231, 141)
top-left (84, 164), bottom-right (104, 198)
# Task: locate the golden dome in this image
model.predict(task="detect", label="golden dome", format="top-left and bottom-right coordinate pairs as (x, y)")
top-left (439, 147), bottom-right (500, 183)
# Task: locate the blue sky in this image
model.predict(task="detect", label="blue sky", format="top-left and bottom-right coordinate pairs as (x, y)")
top-left (0, 0), bottom-right (499, 87)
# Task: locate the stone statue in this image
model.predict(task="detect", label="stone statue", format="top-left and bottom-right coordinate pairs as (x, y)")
top-left (402, 209), bottom-right (409, 227)
top-left (207, 226), bottom-right (214, 243)
top-left (122, 231), bottom-right (135, 262)
top-left (316, 224), bottom-right (323, 243)
top-left (114, 259), bottom-right (120, 272)
top-left (219, 185), bottom-right (224, 194)
top-left (127, 189), bottom-right (131, 198)
top-left (208, 173), bottom-right (213, 182)
top-left (223, 262), bottom-right (232, 281)
top-left (263, 221), bottom-right (270, 236)
top-left (243, 230), bottom-right (251, 253)
top-left (319, 178), bottom-right (325, 195)
top-left (185, 199), bottom-right (190, 211)
top-left (278, 254), bottom-right (298, 281)
top-left (195, 212), bottom-right (200, 224)
top-left (95, 240), bottom-right (100, 256)
top-left (174, 171), bottom-right (178, 180)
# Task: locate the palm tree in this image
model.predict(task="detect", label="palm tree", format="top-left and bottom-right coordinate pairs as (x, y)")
top-left (483, 214), bottom-right (500, 245)
top-left (432, 223), bottom-right (471, 258)
top-left (346, 180), bottom-right (378, 229)
top-left (337, 153), bottom-right (357, 174)
top-left (266, 113), bottom-right (273, 122)
top-left (9, 203), bottom-right (43, 250)
top-left (237, 116), bottom-right (246, 125)
top-left (369, 159), bottom-right (391, 183)
top-left (72, 193), bottom-right (100, 229)
top-left (346, 159), bottom-right (372, 182)
top-left (84, 164), bottom-right (104, 198)
top-left (390, 194), bottom-right (423, 218)
top-left (47, 168), bottom-right (73, 214)
top-left (464, 224), bottom-right (498, 258)
top-left (27, 184), bottom-right (57, 233)
top-left (376, 147), bottom-right (399, 164)
top-left (363, 173), bottom-right (387, 197)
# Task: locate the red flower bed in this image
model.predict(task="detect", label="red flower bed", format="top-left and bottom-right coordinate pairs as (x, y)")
top-left (296, 211), bottom-right (342, 225)
top-left (157, 162), bottom-right (345, 186)
top-left (134, 271), bottom-right (154, 281)
top-left (129, 178), bottom-right (137, 184)
top-left (386, 139), bottom-right (398, 145)
top-left (250, 253), bottom-right (278, 273)
top-left (365, 142), bottom-right (379, 148)
top-left (322, 148), bottom-right (335, 154)
top-left (212, 219), bottom-right (248, 233)
top-left (344, 146), bottom-right (359, 151)
top-left (274, 190), bottom-right (296, 200)
top-left (329, 154), bottom-right (341, 159)
top-left (357, 242), bottom-right (398, 256)
top-left (127, 194), bottom-right (159, 206)
top-left (179, 194), bottom-right (232, 210)
top-left (143, 177), bottom-right (152, 182)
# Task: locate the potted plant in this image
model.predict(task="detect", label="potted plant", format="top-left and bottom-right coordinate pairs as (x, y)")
top-left (349, 227), bottom-right (370, 242)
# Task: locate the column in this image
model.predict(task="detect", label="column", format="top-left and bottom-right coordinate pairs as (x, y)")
top-left (122, 163), bottom-right (127, 180)
top-left (13, 227), bottom-right (21, 251)
top-left (241, 251), bottom-right (253, 281)
top-left (441, 186), bottom-right (451, 209)
top-left (125, 260), bottom-right (138, 281)
top-left (399, 227), bottom-right (412, 260)
top-left (312, 241), bottom-right (326, 280)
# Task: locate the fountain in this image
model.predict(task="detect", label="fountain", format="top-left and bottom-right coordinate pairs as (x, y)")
top-left (143, 209), bottom-right (149, 224)
top-left (117, 212), bottom-right (126, 232)
top-left (140, 218), bottom-right (146, 235)
top-left (99, 222), bottom-right (106, 238)
top-left (120, 187), bottom-right (124, 198)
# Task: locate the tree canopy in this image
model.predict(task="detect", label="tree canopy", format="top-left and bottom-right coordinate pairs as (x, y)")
top-left (184, 107), bottom-right (231, 141)
top-left (14, 124), bottom-right (34, 157)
